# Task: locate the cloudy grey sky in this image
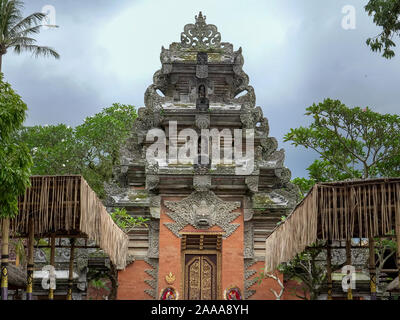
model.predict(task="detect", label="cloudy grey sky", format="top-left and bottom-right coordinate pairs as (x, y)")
top-left (4, 0), bottom-right (400, 178)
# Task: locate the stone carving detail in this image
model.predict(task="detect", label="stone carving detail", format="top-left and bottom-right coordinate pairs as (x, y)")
top-left (244, 222), bottom-right (254, 259)
top-left (181, 12), bottom-right (221, 50)
top-left (240, 106), bottom-right (262, 129)
top-left (193, 175), bottom-right (211, 192)
top-left (243, 196), bottom-right (254, 222)
top-left (275, 167), bottom-right (292, 184)
top-left (149, 195), bottom-right (161, 219)
top-left (146, 162), bottom-right (159, 175)
top-left (195, 114), bottom-right (210, 129)
top-left (146, 175), bottom-right (160, 191)
top-left (245, 176), bottom-right (259, 193)
top-left (164, 191), bottom-right (241, 238)
top-left (196, 52), bottom-right (208, 78)
top-left (194, 165), bottom-right (210, 175)
top-left (144, 257), bottom-right (159, 299)
top-left (148, 220), bottom-right (160, 259)
top-left (244, 259), bottom-right (257, 299)
top-left (265, 149), bottom-right (285, 167)
top-left (273, 186), bottom-right (300, 210)
top-left (104, 181), bottom-right (129, 206)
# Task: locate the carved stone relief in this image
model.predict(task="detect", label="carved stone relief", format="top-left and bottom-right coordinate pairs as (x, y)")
top-left (164, 191), bottom-right (241, 238)
top-left (244, 222), bottom-right (254, 259)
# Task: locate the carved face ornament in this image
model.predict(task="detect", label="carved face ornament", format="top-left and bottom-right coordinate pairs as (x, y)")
top-left (192, 200), bottom-right (215, 228)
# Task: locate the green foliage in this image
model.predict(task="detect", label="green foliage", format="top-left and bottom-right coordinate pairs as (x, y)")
top-left (284, 99), bottom-right (400, 180)
top-left (365, 0), bottom-right (400, 59)
top-left (291, 177), bottom-right (316, 199)
top-left (18, 124), bottom-right (80, 175)
top-left (282, 89), bottom-right (400, 301)
top-left (90, 279), bottom-right (109, 291)
top-left (374, 232), bottom-right (398, 293)
top-left (18, 103), bottom-right (137, 198)
top-left (0, 74), bottom-right (32, 218)
top-left (0, 0), bottom-right (59, 71)
top-left (111, 208), bottom-right (149, 233)
top-left (277, 241), bottom-right (346, 300)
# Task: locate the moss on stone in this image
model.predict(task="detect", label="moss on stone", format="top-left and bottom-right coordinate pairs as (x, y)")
top-left (128, 192), bottom-right (148, 202)
top-left (253, 194), bottom-right (274, 206)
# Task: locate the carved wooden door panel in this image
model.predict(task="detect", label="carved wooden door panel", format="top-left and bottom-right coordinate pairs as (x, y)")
top-left (184, 254), bottom-right (217, 300)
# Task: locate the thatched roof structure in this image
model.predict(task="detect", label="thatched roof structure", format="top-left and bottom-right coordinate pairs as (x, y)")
top-left (1, 176), bottom-right (129, 269)
top-left (265, 178), bottom-right (400, 272)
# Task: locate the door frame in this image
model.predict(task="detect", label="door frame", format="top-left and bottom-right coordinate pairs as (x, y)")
top-left (181, 248), bottom-right (222, 300)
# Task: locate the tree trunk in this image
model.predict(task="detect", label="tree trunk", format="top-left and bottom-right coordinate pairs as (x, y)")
top-left (1, 218), bottom-right (10, 300)
top-left (108, 262), bottom-right (118, 300)
top-left (0, 54), bottom-right (3, 73)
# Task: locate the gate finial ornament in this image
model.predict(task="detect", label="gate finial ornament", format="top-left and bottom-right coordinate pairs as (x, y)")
top-left (181, 12), bottom-right (222, 49)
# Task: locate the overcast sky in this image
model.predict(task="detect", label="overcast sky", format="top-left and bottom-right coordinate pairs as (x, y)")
top-left (4, 0), bottom-right (400, 179)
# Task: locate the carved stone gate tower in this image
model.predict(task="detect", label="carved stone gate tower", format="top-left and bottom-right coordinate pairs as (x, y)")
top-left (107, 12), bottom-right (298, 300)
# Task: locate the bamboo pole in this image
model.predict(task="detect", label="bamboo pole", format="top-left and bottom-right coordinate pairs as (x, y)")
top-left (346, 239), bottom-right (353, 300)
top-left (369, 237), bottom-right (376, 300)
top-left (26, 218), bottom-right (35, 300)
top-left (326, 241), bottom-right (333, 300)
top-left (48, 234), bottom-right (56, 300)
top-left (1, 218), bottom-right (10, 300)
top-left (66, 238), bottom-right (75, 300)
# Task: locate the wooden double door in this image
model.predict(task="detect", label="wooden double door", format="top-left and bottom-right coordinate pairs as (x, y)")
top-left (184, 253), bottom-right (219, 300)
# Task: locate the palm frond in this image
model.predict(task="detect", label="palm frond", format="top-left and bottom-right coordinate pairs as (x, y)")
top-left (13, 44), bottom-right (60, 59)
top-left (0, 0), bottom-right (23, 38)
top-left (9, 36), bottom-right (36, 46)
top-left (9, 12), bottom-right (45, 35)
top-left (10, 24), bottom-right (41, 38)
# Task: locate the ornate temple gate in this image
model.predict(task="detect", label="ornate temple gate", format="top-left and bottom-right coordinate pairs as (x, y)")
top-left (110, 12), bottom-right (299, 300)
top-left (181, 234), bottom-right (221, 300)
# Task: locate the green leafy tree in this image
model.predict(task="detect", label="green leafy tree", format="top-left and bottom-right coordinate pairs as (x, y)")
top-left (0, 74), bottom-right (32, 299)
top-left (18, 103), bottom-right (137, 198)
top-left (75, 103), bottom-right (137, 198)
top-left (0, 0), bottom-right (59, 71)
top-left (285, 99), bottom-right (400, 181)
top-left (365, 0), bottom-right (400, 59)
top-left (0, 74), bottom-right (32, 218)
top-left (374, 235), bottom-right (397, 295)
top-left (284, 99), bottom-right (400, 299)
top-left (111, 208), bottom-right (148, 232)
top-left (18, 124), bottom-right (81, 175)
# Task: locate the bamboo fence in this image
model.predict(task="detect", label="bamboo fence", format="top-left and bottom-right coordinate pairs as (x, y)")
top-left (1, 176), bottom-right (128, 269)
top-left (265, 178), bottom-right (400, 272)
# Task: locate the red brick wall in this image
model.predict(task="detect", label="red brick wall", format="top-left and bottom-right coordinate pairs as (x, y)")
top-left (117, 195), bottom-right (302, 301)
top-left (246, 262), bottom-right (284, 300)
top-left (117, 260), bottom-right (154, 300)
top-left (158, 196), bottom-right (244, 300)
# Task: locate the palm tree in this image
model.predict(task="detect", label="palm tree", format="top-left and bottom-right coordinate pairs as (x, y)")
top-left (0, 0), bottom-right (59, 72)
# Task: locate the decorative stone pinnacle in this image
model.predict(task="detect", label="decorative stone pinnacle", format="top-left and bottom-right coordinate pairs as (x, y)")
top-left (180, 12), bottom-right (221, 49)
top-left (195, 11), bottom-right (206, 25)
